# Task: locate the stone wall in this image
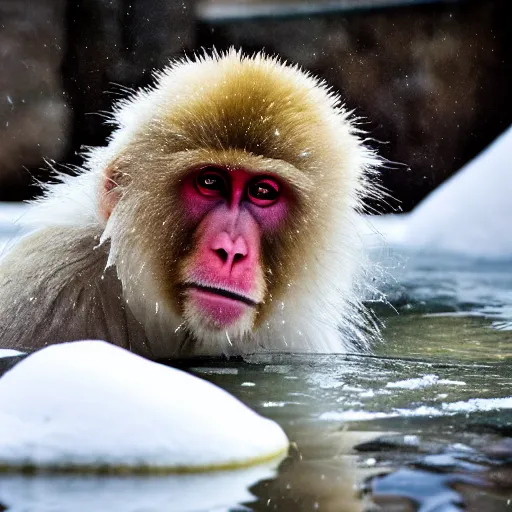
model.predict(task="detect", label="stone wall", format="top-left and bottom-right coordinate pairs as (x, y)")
top-left (0, 0), bottom-right (68, 199)
top-left (63, 0), bottom-right (196, 153)
top-left (0, 0), bottom-right (510, 211)
top-left (0, 0), bottom-right (195, 200)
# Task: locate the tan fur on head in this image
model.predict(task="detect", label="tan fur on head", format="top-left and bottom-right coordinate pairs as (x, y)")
top-left (25, 49), bottom-right (381, 358)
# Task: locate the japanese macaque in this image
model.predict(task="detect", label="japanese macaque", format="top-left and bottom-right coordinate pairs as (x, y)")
top-left (0, 50), bottom-right (380, 359)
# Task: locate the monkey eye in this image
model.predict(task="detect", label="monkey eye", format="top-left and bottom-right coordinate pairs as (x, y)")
top-left (196, 168), bottom-right (227, 197)
top-left (247, 177), bottom-right (280, 206)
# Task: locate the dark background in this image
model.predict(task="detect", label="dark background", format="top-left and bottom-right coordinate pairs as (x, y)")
top-left (0, 0), bottom-right (510, 212)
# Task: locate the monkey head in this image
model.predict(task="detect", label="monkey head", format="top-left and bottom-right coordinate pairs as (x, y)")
top-left (83, 50), bottom-right (380, 357)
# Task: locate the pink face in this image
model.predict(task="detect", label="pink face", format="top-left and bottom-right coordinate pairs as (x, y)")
top-left (180, 166), bottom-right (288, 329)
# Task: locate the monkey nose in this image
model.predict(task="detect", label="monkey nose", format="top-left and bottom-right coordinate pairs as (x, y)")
top-left (232, 236), bottom-right (248, 262)
top-left (212, 232), bottom-right (248, 267)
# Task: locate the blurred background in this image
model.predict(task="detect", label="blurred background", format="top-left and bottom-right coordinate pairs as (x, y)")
top-left (0, 0), bottom-right (510, 212)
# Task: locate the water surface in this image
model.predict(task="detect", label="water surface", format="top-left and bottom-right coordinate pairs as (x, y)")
top-left (1, 247), bottom-right (512, 510)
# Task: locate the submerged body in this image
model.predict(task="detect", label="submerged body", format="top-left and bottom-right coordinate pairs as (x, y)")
top-left (0, 51), bottom-right (379, 359)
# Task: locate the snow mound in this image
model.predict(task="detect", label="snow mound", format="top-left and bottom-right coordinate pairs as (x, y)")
top-left (370, 125), bottom-right (512, 259)
top-left (0, 349), bottom-right (24, 358)
top-left (0, 341), bottom-right (288, 471)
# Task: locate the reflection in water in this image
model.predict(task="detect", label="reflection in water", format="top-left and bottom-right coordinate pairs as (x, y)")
top-left (249, 456), bottom-right (362, 512)
top-left (358, 433), bottom-right (512, 512)
top-left (366, 469), bottom-right (474, 511)
top-left (0, 461), bottom-right (282, 512)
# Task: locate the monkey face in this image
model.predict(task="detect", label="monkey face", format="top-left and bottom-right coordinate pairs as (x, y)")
top-left (98, 149), bottom-right (306, 352)
top-left (179, 166), bottom-right (288, 336)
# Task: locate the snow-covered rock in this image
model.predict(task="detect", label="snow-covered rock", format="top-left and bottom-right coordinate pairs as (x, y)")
top-left (0, 340), bottom-right (288, 471)
top-left (371, 125), bottom-right (512, 259)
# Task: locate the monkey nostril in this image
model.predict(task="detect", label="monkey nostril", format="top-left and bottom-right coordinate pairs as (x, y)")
top-left (215, 248), bottom-right (229, 263)
top-left (233, 253), bottom-right (245, 264)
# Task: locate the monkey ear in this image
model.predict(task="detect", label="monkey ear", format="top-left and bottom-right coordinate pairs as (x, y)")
top-left (99, 164), bottom-right (128, 221)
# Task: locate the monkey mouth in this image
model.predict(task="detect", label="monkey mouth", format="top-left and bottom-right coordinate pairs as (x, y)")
top-left (186, 284), bottom-right (258, 307)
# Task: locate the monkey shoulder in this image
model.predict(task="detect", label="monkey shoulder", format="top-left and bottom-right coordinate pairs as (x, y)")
top-left (0, 227), bottom-right (150, 356)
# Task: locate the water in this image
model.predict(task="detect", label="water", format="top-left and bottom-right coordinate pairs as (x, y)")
top-left (1, 247), bottom-right (512, 510)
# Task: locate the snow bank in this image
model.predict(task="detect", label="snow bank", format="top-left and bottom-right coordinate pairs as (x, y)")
top-left (0, 202), bottom-right (35, 259)
top-left (0, 202), bottom-right (29, 240)
top-left (0, 202), bottom-right (27, 231)
top-left (370, 125), bottom-right (512, 258)
top-left (0, 349), bottom-right (24, 358)
top-left (0, 341), bottom-right (288, 471)
top-left (403, 125), bottom-right (512, 257)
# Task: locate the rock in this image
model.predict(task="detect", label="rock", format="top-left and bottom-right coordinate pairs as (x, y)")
top-left (0, 340), bottom-right (288, 471)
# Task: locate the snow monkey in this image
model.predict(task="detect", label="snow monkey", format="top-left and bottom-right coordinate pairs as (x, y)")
top-left (0, 51), bottom-right (380, 359)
